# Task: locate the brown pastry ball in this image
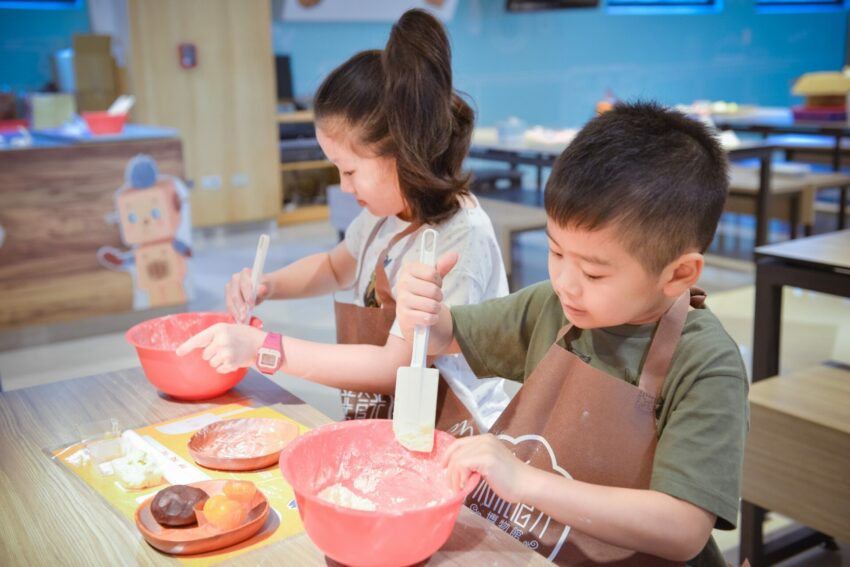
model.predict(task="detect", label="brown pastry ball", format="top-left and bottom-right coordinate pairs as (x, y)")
top-left (151, 485), bottom-right (209, 527)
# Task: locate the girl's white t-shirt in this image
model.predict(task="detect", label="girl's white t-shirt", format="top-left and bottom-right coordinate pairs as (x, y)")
top-left (342, 195), bottom-right (511, 431)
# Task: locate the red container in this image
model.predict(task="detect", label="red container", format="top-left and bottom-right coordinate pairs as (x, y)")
top-left (126, 312), bottom-right (262, 401)
top-left (82, 111), bottom-right (127, 135)
top-left (0, 119), bottom-right (28, 133)
top-left (279, 420), bottom-right (480, 567)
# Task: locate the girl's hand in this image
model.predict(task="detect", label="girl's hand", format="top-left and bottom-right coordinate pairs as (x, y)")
top-left (225, 268), bottom-right (273, 323)
top-left (396, 251), bottom-right (458, 337)
top-left (176, 323), bottom-right (267, 374)
top-left (440, 434), bottom-right (529, 503)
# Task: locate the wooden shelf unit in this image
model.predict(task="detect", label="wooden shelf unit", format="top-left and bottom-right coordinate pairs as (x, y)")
top-left (277, 204), bottom-right (329, 226)
top-left (276, 110), bottom-right (338, 225)
top-left (280, 160), bottom-right (332, 173)
top-left (277, 110), bottom-right (315, 124)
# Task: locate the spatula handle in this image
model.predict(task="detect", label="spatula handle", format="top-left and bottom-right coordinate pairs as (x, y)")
top-left (244, 234), bottom-right (270, 325)
top-left (410, 229), bottom-right (438, 369)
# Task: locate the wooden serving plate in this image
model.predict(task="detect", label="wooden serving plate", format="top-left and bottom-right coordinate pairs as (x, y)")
top-left (135, 479), bottom-right (270, 555)
top-left (188, 417), bottom-right (299, 471)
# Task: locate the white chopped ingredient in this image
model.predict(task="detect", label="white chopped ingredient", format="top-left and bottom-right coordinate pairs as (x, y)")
top-left (67, 448), bottom-right (90, 467)
top-left (111, 448), bottom-right (163, 490)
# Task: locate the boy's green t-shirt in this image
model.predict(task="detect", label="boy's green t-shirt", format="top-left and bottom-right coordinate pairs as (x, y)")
top-left (451, 281), bottom-right (749, 567)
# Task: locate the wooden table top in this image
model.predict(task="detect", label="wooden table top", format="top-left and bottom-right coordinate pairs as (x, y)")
top-left (478, 196), bottom-right (548, 230)
top-left (748, 364), bottom-right (850, 435)
top-left (0, 368), bottom-right (552, 566)
top-left (755, 229), bottom-right (850, 271)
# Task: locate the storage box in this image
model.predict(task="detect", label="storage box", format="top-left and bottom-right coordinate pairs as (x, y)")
top-left (792, 70), bottom-right (850, 99)
top-left (29, 93), bottom-right (76, 129)
top-left (791, 70), bottom-right (850, 121)
top-left (791, 105), bottom-right (847, 122)
top-left (73, 34), bottom-right (118, 112)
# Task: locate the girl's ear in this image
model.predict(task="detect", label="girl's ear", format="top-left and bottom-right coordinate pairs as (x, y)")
top-left (661, 252), bottom-right (703, 298)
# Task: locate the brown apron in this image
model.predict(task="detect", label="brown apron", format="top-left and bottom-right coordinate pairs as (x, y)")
top-left (335, 219), bottom-right (481, 437)
top-left (466, 290), bottom-right (702, 566)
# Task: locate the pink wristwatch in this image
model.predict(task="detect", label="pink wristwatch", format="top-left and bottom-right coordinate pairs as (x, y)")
top-left (256, 332), bottom-right (283, 375)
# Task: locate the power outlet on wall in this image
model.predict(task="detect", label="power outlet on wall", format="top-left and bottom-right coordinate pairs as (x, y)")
top-left (231, 172), bottom-right (250, 188)
top-left (200, 175), bottom-right (222, 191)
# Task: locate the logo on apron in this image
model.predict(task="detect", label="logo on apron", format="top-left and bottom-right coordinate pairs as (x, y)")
top-left (445, 419), bottom-right (477, 438)
top-left (467, 433), bottom-right (573, 560)
top-left (340, 390), bottom-right (393, 419)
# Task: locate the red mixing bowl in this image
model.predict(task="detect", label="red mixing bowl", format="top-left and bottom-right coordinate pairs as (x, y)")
top-left (82, 111), bottom-right (127, 135)
top-left (279, 419), bottom-right (479, 567)
top-left (126, 312), bottom-right (262, 401)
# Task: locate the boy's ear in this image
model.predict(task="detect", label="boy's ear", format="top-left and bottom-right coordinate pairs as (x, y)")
top-left (661, 251), bottom-right (703, 298)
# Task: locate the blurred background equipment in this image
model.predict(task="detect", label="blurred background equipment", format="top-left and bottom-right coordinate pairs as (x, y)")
top-left (73, 34), bottom-right (118, 112)
top-left (791, 70), bottom-right (850, 122)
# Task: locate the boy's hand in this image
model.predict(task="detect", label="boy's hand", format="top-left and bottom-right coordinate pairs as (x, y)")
top-left (176, 323), bottom-right (266, 374)
top-left (441, 434), bottom-right (528, 503)
top-left (225, 268), bottom-right (273, 323)
top-left (396, 251), bottom-right (458, 337)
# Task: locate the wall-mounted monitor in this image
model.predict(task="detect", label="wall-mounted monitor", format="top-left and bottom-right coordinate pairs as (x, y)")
top-left (506, 0), bottom-right (599, 10)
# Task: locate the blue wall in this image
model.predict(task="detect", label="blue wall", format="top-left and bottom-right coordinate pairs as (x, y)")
top-left (0, 0), bottom-right (842, 128)
top-left (274, 0), bottom-right (845, 128)
top-left (0, 1), bottom-right (90, 92)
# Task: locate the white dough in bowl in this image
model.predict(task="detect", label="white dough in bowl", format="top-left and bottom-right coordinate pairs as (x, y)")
top-left (318, 483), bottom-right (377, 511)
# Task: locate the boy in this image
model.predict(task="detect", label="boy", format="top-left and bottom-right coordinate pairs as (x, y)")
top-left (395, 101), bottom-right (748, 566)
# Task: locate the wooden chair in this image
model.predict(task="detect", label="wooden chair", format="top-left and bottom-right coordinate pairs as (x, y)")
top-left (477, 196), bottom-right (547, 288)
top-left (725, 165), bottom-right (850, 238)
top-left (469, 168), bottom-right (524, 194)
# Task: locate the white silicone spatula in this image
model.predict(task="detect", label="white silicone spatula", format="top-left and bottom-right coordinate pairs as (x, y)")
top-left (243, 234), bottom-right (270, 325)
top-left (393, 229), bottom-right (440, 452)
top-left (107, 95), bottom-right (135, 115)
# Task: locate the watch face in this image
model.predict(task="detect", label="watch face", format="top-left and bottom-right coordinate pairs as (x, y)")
top-left (257, 348), bottom-right (281, 371)
top-left (259, 350), bottom-right (279, 368)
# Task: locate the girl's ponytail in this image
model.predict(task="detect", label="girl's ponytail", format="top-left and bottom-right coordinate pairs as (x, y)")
top-left (314, 9), bottom-right (474, 225)
top-left (382, 9), bottom-right (473, 224)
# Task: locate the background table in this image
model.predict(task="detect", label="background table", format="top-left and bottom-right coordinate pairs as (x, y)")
top-left (468, 130), bottom-right (779, 246)
top-left (0, 369), bottom-right (552, 566)
top-left (752, 229), bottom-right (850, 381)
top-left (713, 107), bottom-right (850, 172)
top-left (715, 107), bottom-right (850, 231)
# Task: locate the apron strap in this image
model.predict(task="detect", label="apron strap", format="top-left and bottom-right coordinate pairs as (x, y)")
top-left (555, 287), bottom-right (705, 398)
top-left (372, 221), bottom-right (422, 308)
top-left (637, 289), bottom-right (695, 398)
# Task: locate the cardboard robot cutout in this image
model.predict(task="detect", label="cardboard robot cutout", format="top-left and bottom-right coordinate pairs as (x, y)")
top-left (98, 155), bottom-right (192, 309)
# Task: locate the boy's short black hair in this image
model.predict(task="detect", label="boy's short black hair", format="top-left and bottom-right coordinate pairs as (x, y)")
top-left (544, 101), bottom-right (729, 274)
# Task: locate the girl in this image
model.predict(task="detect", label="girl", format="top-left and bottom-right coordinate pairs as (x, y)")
top-left (178, 9), bottom-right (510, 434)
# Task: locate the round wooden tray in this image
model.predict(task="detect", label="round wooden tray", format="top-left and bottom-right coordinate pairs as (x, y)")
top-left (188, 417), bottom-right (299, 471)
top-left (135, 479), bottom-right (270, 555)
